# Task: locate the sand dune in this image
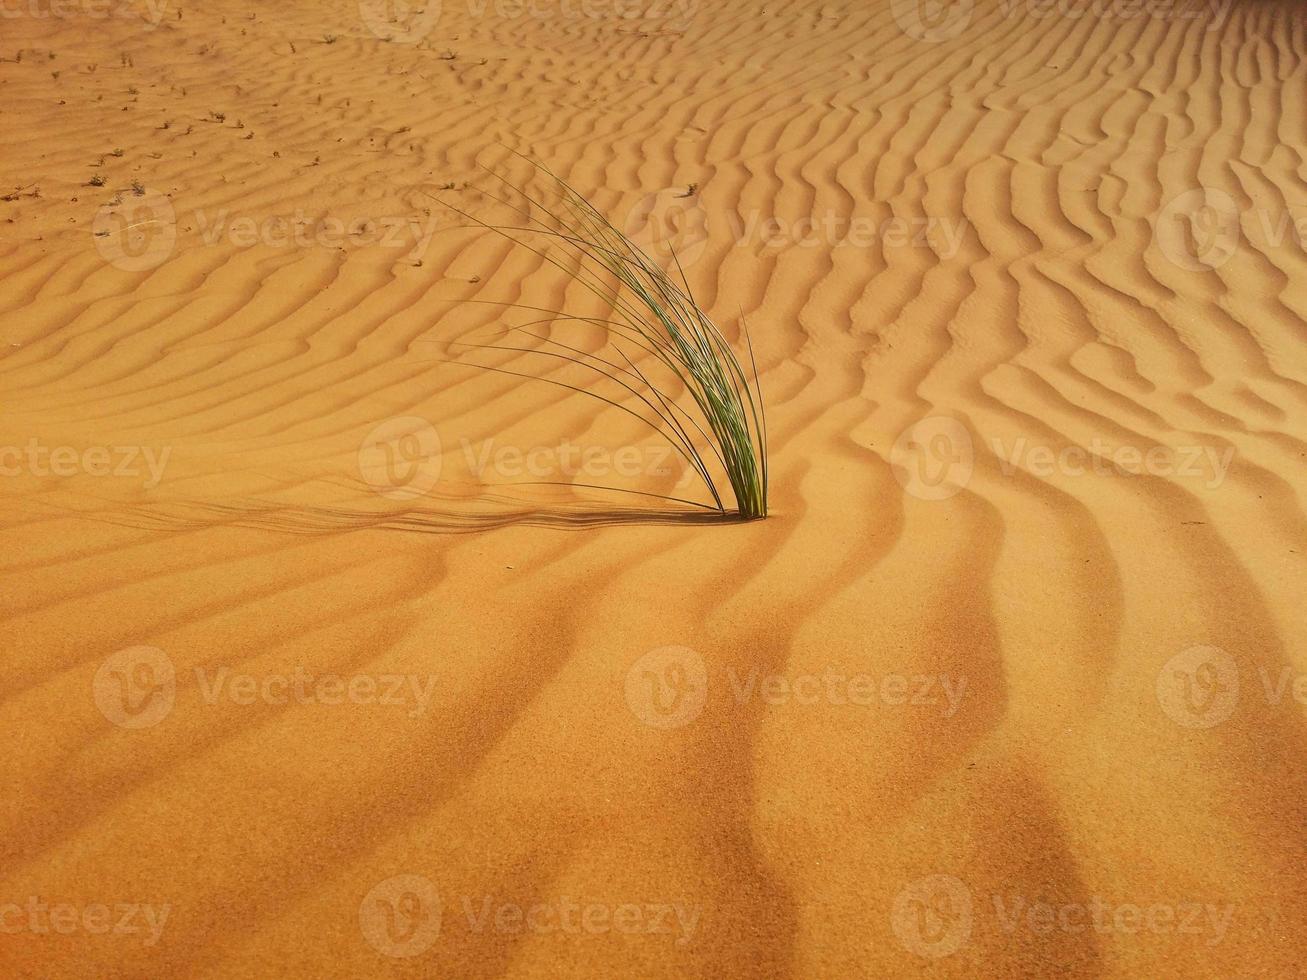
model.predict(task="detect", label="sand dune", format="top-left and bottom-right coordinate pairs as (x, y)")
top-left (3, 0), bottom-right (1306, 975)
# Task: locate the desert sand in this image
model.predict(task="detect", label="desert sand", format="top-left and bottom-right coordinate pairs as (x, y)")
top-left (3, 0), bottom-right (1307, 975)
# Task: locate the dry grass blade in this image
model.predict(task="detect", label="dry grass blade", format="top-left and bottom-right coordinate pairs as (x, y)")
top-left (437, 159), bottom-right (769, 520)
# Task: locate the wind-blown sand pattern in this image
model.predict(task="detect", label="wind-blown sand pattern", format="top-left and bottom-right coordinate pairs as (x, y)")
top-left (3, 0), bottom-right (1306, 975)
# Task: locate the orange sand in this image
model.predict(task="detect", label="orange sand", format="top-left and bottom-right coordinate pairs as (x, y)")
top-left (3, 0), bottom-right (1307, 976)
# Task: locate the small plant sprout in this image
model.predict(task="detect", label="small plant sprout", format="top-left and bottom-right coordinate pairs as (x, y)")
top-left (88, 174), bottom-right (106, 187)
top-left (130, 180), bottom-right (145, 196)
top-left (444, 161), bottom-right (769, 520)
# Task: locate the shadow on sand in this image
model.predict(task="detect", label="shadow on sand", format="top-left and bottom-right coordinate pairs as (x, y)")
top-left (109, 497), bottom-right (754, 534)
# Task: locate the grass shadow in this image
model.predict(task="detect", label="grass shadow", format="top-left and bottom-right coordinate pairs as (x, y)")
top-left (109, 497), bottom-right (754, 534)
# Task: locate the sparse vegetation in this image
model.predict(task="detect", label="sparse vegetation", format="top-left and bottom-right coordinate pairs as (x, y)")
top-left (447, 164), bottom-right (769, 519)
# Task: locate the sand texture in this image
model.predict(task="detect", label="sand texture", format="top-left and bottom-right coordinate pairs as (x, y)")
top-left (3, 0), bottom-right (1307, 976)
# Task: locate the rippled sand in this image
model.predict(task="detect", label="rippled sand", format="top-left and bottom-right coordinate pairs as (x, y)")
top-left (3, 0), bottom-right (1306, 976)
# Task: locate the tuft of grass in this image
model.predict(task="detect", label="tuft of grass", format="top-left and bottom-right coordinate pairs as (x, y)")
top-left (443, 160), bottom-right (768, 520)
